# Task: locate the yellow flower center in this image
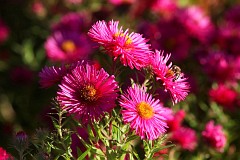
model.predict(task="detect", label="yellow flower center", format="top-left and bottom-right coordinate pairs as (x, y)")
top-left (61, 40), bottom-right (76, 53)
top-left (80, 85), bottom-right (97, 102)
top-left (114, 32), bottom-right (132, 45)
top-left (136, 101), bottom-right (154, 119)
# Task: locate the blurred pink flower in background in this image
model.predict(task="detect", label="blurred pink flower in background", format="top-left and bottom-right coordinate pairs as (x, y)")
top-left (178, 6), bottom-right (214, 43)
top-left (151, 0), bottom-right (178, 17)
top-left (52, 12), bottom-right (90, 33)
top-left (202, 121), bottom-right (227, 152)
top-left (224, 5), bottom-right (240, 25)
top-left (170, 127), bottom-right (197, 151)
top-left (119, 84), bottom-right (168, 140)
top-left (200, 51), bottom-right (240, 82)
top-left (209, 84), bottom-right (238, 110)
top-left (138, 18), bottom-right (191, 62)
top-left (166, 109), bottom-right (185, 132)
top-left (88, 20), bottom-right (152, 70)
top-left (0, 19), bottom-right (9, 44)
top-left (44, 31), bottom-right (93, 63)
top-left (217, 22), bottom-right (240, 56)
top-left (31, 1), bottom-right (46, 17)
top-left (0, 147), bottom-right (13, 160)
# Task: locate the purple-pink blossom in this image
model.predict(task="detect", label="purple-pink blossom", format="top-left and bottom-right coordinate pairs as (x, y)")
top-left (171, 127), bottom-right (197, 151)
top-left (151, 50), bottom-right (190, 104)
top-left (88, 20), bottom-right (152, 70)
top-left (119, 84), bottom-right (168, 140)
top-left (57, 61), bottom-right (119, 123)
top-left (202, 121), bottom-right (227, 152)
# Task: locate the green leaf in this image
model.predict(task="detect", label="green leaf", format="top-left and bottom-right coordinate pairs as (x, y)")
top-left (77, 147), bottom-right (91, 160)
top-left (151, 144), bottom-right (175, 154)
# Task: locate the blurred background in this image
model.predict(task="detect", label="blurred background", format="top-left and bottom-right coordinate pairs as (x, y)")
top-left (0, 0), bottom-right (240, 159)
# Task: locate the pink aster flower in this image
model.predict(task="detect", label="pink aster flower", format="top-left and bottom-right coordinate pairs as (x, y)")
top-left (200, 51), bottom-right (240, 82)
top-left (166, 109), bottom-right (185, 132)
top-left (202, 121), bottom-right (227, 152)
top-left (119, 84), bottom-right (168, 140)
top-left (151, 0), bottom-right (178, 17)
top-left (217, 22), bottom-right (240, 56)
top-left (39, 65), bottom-right (68, 88)
top-left (0, 147), bottom-right (13, 160)
top-left (170, 127), bottom-right (197, 151)
top-left (151, 50), bottom-right (190, 104)
top-left (209, 84), bottom-right (238, 110)
top-left (52, 12), bottom-right (90, 32)
top-left (224, 5), bottom-right (240, 25)
top-left (44, 30), bottom-right (93, 63)
top-left (57, 61), bottom-right (119, 123)
top-left (138, 18), bottom-right (191, 62)
top-left (31, 1), bottom-right (46, 18)
top-left (88, 20), bottom-right (152, 70)
top-left (178, 6), bottom-right (214, 43)
top-left (0, 19), bottom-right (9, 44)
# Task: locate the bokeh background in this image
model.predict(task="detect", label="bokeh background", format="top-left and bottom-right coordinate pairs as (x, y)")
top-left (0, 0), bottom-right (240, 159)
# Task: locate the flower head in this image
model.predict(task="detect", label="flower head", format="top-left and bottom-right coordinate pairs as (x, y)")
top-left (52, 12), bottom-right (89, 32)
top-left (209, 84), bottom-right (238, 110)
top-left (0, 19), bottom-right (9, 44)
top-left (119, 84), bottom-right (168, 140)
top-left (0, 147), bottom-right (13, 160)
top-left (44, 30), bottom-right (93, 63)
top-left (57, 61), bottom-right (119, 123)
top-left (39, 65), bottom-right (68, 88)
top-left (88, 20), bottom-right (152, 70)
top-left (151, 50), bottom-right (190, 104)
top-left (171, 127), bottom-right (197, 151)
top-left (166, 109), bottom-right (185, 132)
top-left (178, 6), bottom-right (214, 43)
top-left (202, 121), bottom-right (227, 152)
top-left (200, 51), bottom-right (240, 82)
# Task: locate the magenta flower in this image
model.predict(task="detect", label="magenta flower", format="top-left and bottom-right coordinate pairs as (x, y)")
top-left (171, 127), bottom-right (197, 151)
top-left (151, 0), bottom-right (177, 16)
top-left (57, 61), bottom-right (119, 123)
top-left (138, 18), bottom-right (191, 62)
top-left (209, 84), bottom-right (238, 110)
top-left (202, 121), bottom-right (227, 152)
top-left (119, 84), bottom-right (168, 140)
top-left (0, 19), bottom-right (9, 44)
top-left (217, 23), bottom-right (240, 56)
top-left (44, 30), bottom-right (93, 63)
top-left (151, 50), bottom-right (190, 104)
top-left (39, 65), bottom-right (68, 88)
top-left (200, 51), bottom-right (240, 82)
top-left (166, 109), bottom-right (185, 132)
top-left (0, 147), bottom-right (13, 160)
top-left (178, 6), bottom-right (214, 43)
top-left (88, 20), bottom-right (152, 70)
top-left (224, 5), bottom-right (240, 25)
top-left (52, 12), bottom-right (89, 32)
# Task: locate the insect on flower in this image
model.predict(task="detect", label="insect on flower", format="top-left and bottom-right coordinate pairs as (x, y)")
top-left (169, 65), bottom-right (182, 81)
